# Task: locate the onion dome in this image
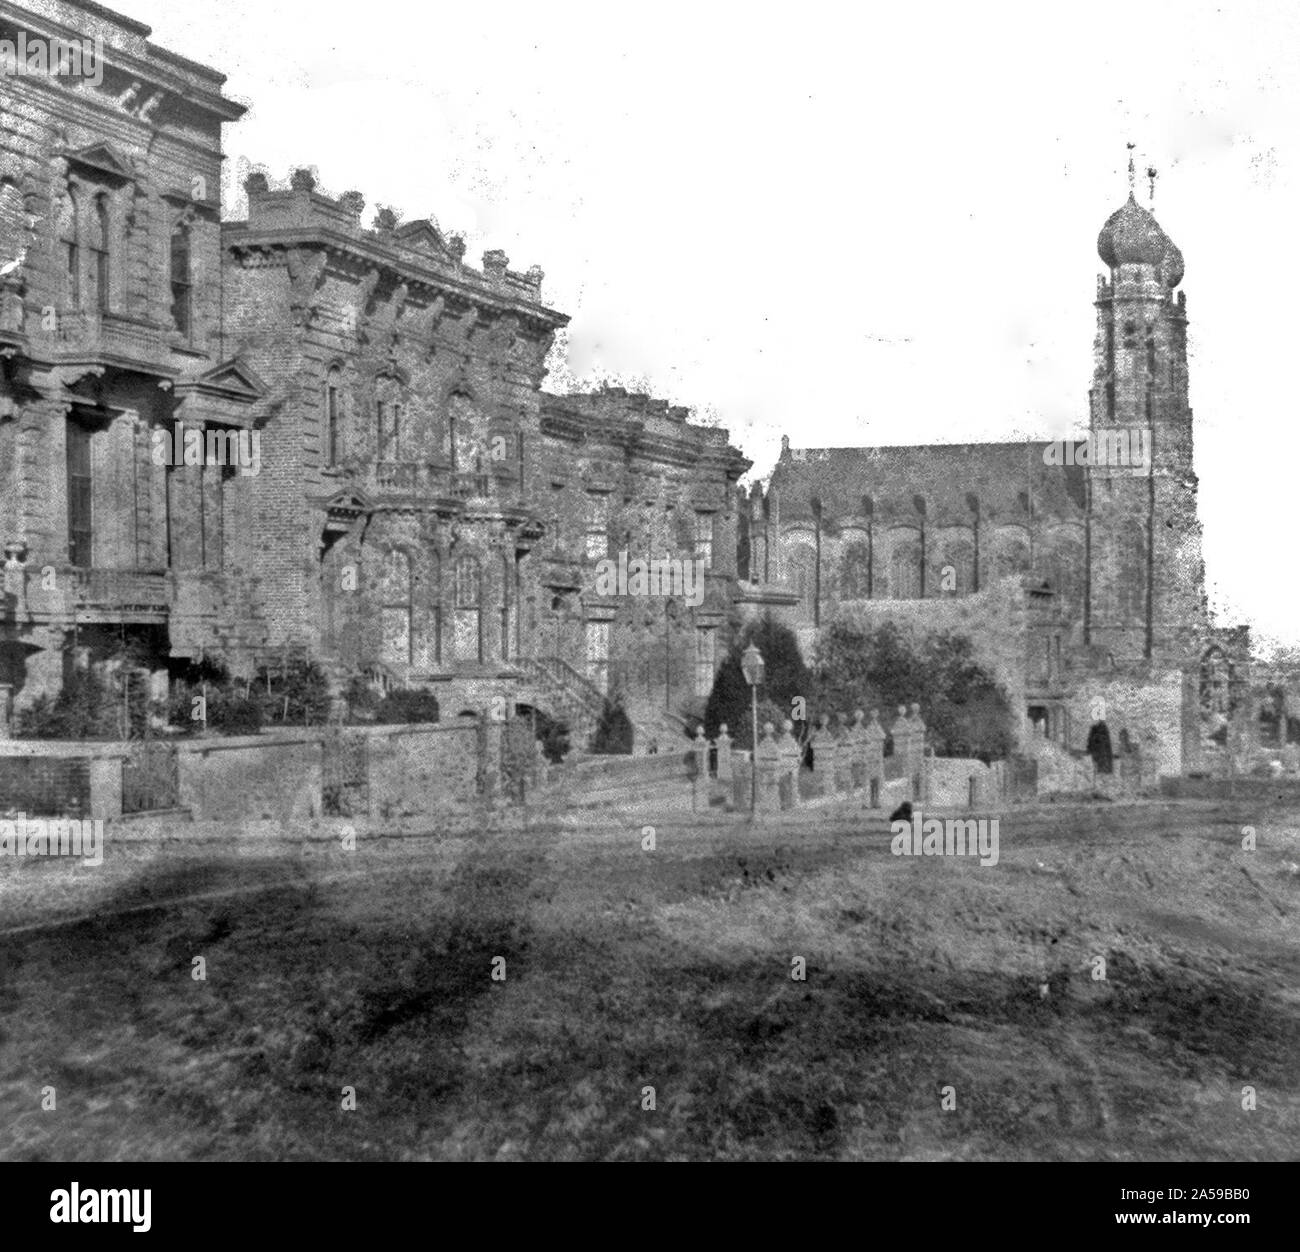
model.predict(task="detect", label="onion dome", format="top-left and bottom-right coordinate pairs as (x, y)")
top-left (1097, 193), bottom-right (1184, 286)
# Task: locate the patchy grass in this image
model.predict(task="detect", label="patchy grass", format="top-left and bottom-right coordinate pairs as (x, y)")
top-left (0, 803), bottom-right (1298, 1160)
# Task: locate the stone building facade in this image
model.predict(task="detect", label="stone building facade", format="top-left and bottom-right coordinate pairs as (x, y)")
top-left (0, 0), bottom-right (750, 745)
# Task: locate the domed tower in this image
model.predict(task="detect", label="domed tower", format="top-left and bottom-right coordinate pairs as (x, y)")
top-left (1086, 154), bottom-right (1207, 666)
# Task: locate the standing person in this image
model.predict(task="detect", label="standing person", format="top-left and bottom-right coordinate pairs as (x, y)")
top-left (1086, 720), bottom-right (1114, 775)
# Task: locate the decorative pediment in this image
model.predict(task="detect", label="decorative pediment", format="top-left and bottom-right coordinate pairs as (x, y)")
top-left (63, 143), bottom-right (133, 184)
top-left (194, 356), bottom-right (269, 402)
top-left (316, 487), bottom-right (374, 536)
top-left (395, 219), bottom-right (448, 257)
top-left (170, 357), bottom-right (271, 429)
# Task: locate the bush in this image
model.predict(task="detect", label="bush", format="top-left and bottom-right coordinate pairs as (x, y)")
top-left (373, 689), bottom-right (440, 724)
top-left (532, 708), bottom-right (571, 764)
top-left (589, 696), bottom-right (634, 755)
top-left (255, 658), bottom-right (332, 727)
top-left (815, 620), bottom-right (1014, 761)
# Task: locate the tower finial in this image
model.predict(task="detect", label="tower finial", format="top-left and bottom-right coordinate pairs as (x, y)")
top-left (1147, 165), bottom-right (1158, 207)
top-left (1126, 142), bottom-right (1136, 197)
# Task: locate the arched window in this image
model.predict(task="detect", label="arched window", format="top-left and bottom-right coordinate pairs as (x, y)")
top-left (380, 550), bottom-right (413, 665)
top-left (788, 542), bottom-right (817, 618)
top-left (992, 530), bottom-right (1030, 584)
top-left (324, 366), bottom-right (343, 467)
top-left (453, 555), bottom-right (482, 662)
top-left (931, 535), bottom-right (973, 597)
top-left (840, 538), bottom-right (872, 599)
top-left (89, 195), bottom-right (110, 314)
top-left (170, 221), bottom-right (192, 335)
top-left (447, 391), bottom-right (481, 470)
top-left (1038, 532), bottom-right (1084, 611)
top-left (888, 533), bottom-right (921, 600)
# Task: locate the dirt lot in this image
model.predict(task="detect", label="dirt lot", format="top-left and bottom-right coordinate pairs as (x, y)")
top-left (1, 799), bottom-right (1297, 1160)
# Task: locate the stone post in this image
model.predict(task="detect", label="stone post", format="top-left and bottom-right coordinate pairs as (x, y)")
top-left (692, 725), bottom-right (709, 810)
top-left (778, 717), bottom-right (802, 809)
top-left (844, 709), bottom-right (866, 794)
top-left (756, 721), bottom-right (781, 814)
top-left (890, 704), bottom-right (911, 783)
top-left (715, 723), bottom-right (733, 784)
top-left (819, 714), bottom-right (841, 797)
top-left (910, 703), bottom-right (927, 801)
top-left (836, 713), bottom-right (857, 793)
top-left (864, 709), bottom-right (886, 807)
top-left (810, 714), bottom-right (830, 797)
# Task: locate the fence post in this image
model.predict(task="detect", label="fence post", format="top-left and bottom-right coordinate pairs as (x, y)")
top-left (864, 709), bottom-right (886, 807)
top-left (844, 709), bottom-right (866, 795)
top-left (778, 718), bottom-right (801, 809)
top-left (715, 723), bottom-right (733, 784)
top-left (692, 725), bottom-right (709, 810)
top-left (756, 722), bottom-right (781, 815)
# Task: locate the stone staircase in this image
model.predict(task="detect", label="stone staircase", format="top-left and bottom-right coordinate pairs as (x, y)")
top-left (515, 657), bottom-right (686, 754)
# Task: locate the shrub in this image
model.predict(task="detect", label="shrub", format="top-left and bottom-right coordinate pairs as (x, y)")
top-left (532, 708), bottom-right (571, 764)
top-left (589, 696), bottom-right (634, 755)
top-left (255, 658), bottom-right (332, 727)
top-left (815, 620), bottom-right (1014, 761)
top-left (373, 689), bottom-right (441, 724)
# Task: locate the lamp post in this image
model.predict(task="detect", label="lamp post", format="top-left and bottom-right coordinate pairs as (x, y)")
top-left (741, 642), bottom-right (766, 813)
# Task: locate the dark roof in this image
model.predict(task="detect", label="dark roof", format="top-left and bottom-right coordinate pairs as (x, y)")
top-left (769, 442), bottom-right (1086, 528)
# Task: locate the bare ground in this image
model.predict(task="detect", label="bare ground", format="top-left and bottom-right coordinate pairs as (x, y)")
top-left (0, 799), bottom-right (1297, 1160)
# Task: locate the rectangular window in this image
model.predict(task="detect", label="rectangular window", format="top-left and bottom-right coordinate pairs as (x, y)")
top-left (66, 420), bottom-right (93, 567)
top-left (325, 378), bottom-right (341, 466)
top-left (453, 557), bottom-right (482, 663)
top-left (585, 493), bottom-right (609, 562)
top-left (585, 621), bottom-right (610, 694)
top-left (65, 240), bottom-right (80, 307)
top-left (170, 227), bottom-right (192, 337)
top-left (695, 627), bottom-right (716, 697)
top-left (694, 512), bottom-right (714, 567)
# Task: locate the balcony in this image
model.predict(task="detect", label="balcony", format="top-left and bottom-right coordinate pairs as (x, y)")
top-left (70, 568), bottom-right (170, 612)
top-left (368, 463), bottom-right (521, 511)
top-left (43, 311), bottom-right (174, 374)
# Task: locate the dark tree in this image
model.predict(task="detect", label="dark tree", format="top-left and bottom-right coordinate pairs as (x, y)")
top-left (703, 616), bottom-right (813, 751)
top-left (589, 696), bottom-right (634, 755)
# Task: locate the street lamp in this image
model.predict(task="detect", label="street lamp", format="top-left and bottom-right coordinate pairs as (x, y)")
top-left (741, 643), bottom-right (766, 813)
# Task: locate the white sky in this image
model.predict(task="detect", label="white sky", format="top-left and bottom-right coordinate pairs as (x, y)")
top-left (122, 0), bottom-right (1300, 650)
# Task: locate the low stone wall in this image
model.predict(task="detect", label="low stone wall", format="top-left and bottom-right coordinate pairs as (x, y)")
top-left (175, 732), bottom-right (322, 823)
top-left (0, 720), bottom-right (485, 823)
top-left (366, 722), bottom-right (481, 818)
